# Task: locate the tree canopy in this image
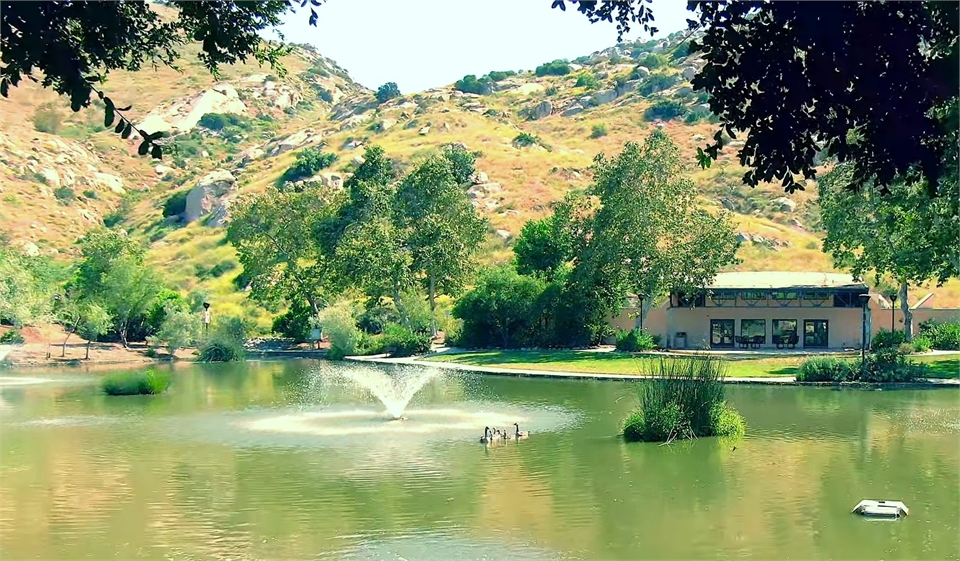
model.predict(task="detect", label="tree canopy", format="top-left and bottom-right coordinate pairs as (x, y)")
top-left (555, 0), bottom-right (958, 196)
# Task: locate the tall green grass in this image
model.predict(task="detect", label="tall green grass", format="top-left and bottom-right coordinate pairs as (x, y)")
top-left (622, 356), bottom-right (745, 443)
top-left (102, 370), bottom-right (171, 396)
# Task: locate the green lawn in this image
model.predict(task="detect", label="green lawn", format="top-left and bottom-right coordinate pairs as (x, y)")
top-left (423, 350), bottom-right (960, 380)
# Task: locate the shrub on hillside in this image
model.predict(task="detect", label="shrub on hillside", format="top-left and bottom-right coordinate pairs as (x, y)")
top-left (638, 73), bottom-right (679, 95)
top-left (53, 186), bottom-right (76, 204)
top-left (796, 357), bottom-right (856, 382)
top-left (281, 147), bottom-right (338, 183)
top-left (684, 106), bottom-right (716, 124)
top-left (637, 53), bottom-right (668, 70)
top-left (198, 112), bottom-right (252, 132)
top-left (545, 86), bottom-right (559, 96)
top-left (375, 82), bottom-right (401, 104)
top-left (574, 73), bottom-right (600, 89)
top-left (513, 132), bottom-right (539, 148)
top-left (454, 74), bottom-right (492, 95)
top-left (535, 59), bottom-right (572, 77)
top-left (622, 357), bottom-right (745, 443)
top-left (871, 329), bottom-right (906, 351)
top-left (162, 190), bottom-right (189, 218)
top-left (919, 319), bottom-right (960, 350)
top-left (644, 100), bottom-right (687, 121)
top-left (102, 370), bottom-right (171, 396)
top-left (590, 123), bottom-right (608, 138)
top-left (33, 104), bottom-right (64, 134)
top-left (615, 328), bottom-right (657, 352)
top-left (486, 70), bottom-right (516, 82)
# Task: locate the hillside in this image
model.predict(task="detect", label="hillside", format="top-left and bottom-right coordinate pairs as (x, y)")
top-left (1, 31), bottom-right (956, 327)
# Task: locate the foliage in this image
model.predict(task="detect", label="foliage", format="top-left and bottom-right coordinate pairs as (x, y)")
top-left (858, 347), bottom-right (930, 383)
top-left (198, 340), bottom-right (245, 362)
top-left (381, 323), bottom-right (432, 357)
top-left (198, 316), bottom-right (247, 362)
top-left (150, 304), bottom-right (199, 357)
top-left (486, 70), bottom-right (516, 82)
top-left (565, 132), bottom-right (739, 343)
top-left (281, 147), bottom-right (338, 183)
top-left (198, 112), bottom-right (252, 132)
top-left (683, 105), bottom-right (715, 124)
top-left (796, 357), bottom-right (856, 382)
top-left (615, 328), bottom-right (657, 352)
top-left (919, 319), bottom-right (960, 350)
top-left (912, 335), bottom-right (932, 353)
top-left (271, 299), bottom-right (315, 341)
top-left (535, 59), bottom-right (572, 77)
top-left (76, 303), bottom-right (111, 359)
top-left (1, 1), bottom-right (311, 160)
top-left (512, 132), bottom-right (539, 148)
top-left (440, 144), bottom-right (481, 185)
top-left (871, 329), bottom-right (907, 351)
top-left (452, 265), bottom-right (549, 349)
top-left (32, 104), bottom-right (64, 133)
top-left (102, 370), bottom-right (171, 396)
top-left (0, 245), bottom-right (63, 327)
top-left (53, 186), bottom-right (76, 204)
top-left (453, 74), bottom-right (492, 95)
top-left (162, 190), bottom-right (189, 218)
top-left (621, 357), bottom-right (744, 443)
top-left (0, 329), bottom-right (25, 344)
top-left (356, 303), bottom-right (400, 335)
top-left (643, 99), bottom-right (686, 121)
top-left (513, 213), bottom-right (575, 280)
top-left (375, 82), bottom-right (401, 104)
top-left (545, 86), bottom-right (559, 96)
top-left (99, 256), bottom-right (163, 346)
top-left (637, 73), bottom-right (678, 95)
top-left (320, 302), bottom-right (360, 360)
top-left (574, 73), bottom-right (600, 89)
top-left (637, 53), bottom-right (668, 69)
top-left (590, 123), bottom-right (608, 138)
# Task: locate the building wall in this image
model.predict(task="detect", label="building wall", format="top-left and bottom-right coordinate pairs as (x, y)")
top-left (666, 307), bottom-right (867, 349)
top-left (868, 304), bottom-right (960, 336)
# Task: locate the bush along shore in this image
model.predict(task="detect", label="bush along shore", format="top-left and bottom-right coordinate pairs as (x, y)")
top-left (622, 356), bottom-right (745, 444)
top-left (102, 369), bottom-right (171, 396)
top-left (797, 343), bottom-right (934, 384)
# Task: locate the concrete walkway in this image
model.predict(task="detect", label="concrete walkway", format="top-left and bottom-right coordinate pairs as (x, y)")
top-left (346, 354), bottom-right (960, 388)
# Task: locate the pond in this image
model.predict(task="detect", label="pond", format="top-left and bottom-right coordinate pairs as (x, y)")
top-left (1, 360), bottom-right (957, 560)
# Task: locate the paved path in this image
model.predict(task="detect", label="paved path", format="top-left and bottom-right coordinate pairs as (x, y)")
top-left (347, 355), bottom-right (959, 387)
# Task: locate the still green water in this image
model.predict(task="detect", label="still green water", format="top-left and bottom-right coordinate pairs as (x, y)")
top-left (0, 360), bottom-right (957, 560)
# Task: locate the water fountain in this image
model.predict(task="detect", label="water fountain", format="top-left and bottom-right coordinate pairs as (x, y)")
top-left (335, 363), bottom-right (442, 419)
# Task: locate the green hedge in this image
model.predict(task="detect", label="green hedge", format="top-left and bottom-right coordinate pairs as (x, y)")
top-left (103, 370), bottom-right (171, 396)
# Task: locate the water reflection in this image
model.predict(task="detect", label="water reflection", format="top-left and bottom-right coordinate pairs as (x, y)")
top-left (0, 360), bottom-right (957, 560)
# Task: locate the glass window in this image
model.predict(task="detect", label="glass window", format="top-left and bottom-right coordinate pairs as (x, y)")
top-left (803, 291), bottom-right (831, 301)
top-left (740, 319), bottom-right (766, 341)
top-left (710, 291), bottom-right (735, 306)
top-left (804, 320), bottom-right (829, 348)
top-left (740, 291), bottom-right (766, 301)
top-left (773, 319), bottom-right (798, 345)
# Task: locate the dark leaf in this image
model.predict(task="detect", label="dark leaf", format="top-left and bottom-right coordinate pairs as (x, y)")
top-left (121, 123), bottom-right (132, 139)
top-left (114, 121), bottom-right (124, 134)
top-left (0, 80), bottom-right (7, 98)
top-left (116, 105), bottom-right (132, 111)
top-left (151, 145), bottom-right (162, 160)
top-left (138, 140), bottom-right (150, 156)
top-left (104, 105), bottom-right (115, 128)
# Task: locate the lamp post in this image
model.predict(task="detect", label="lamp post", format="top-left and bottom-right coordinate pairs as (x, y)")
top-left (888, 292), bottom-right (898, 332)
top-left (637, 294), bottom-right (645, 332)
top-left (202, 302), bottom-right (211, 335)
top-left (858, 293), bottom-right (871, 360)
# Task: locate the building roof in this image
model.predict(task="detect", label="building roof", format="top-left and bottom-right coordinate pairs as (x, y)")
top-left (707, 272), bottom-right (867, 291)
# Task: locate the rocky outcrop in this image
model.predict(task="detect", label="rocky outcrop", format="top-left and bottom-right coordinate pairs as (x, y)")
top-left (525, 101), bottom-right (553, 120)
top-left (681, 66), bottom-right (697, 81)
top-left (772, 197), bottom-right (797, 212)
top-left (138, 84), bottom-right (247, 134)
top-left (379, 118), bottom-right (397, 132)
top-left (184, 170), bottom-right (238, 226)
top-left (238, 147), bottom-right (265, 167)
top-left (562, 105), bottom-right (584, 117)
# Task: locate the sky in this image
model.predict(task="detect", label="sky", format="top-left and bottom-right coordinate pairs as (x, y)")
top-left (272, 0), bottom-right (692, 93)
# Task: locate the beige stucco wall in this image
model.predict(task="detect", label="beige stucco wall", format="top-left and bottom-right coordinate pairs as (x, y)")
top-left (869, 304), bottom-right (960, 336)
top-left (665, 307), bottom-right (867, 349)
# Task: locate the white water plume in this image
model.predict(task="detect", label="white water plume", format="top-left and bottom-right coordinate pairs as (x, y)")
top-left (335, 365), bottom-right (442, 419)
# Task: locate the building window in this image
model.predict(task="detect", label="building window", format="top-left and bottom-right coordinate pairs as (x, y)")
top-left (676, 292), bottom-right (705, 308)
top-left (740, 319), bottom-right (766, 343)
top-left (709, 291), bottom-right (736, 306)
top-left (804, 319), bottom-right (829, 348)
top-left (773, 319), bottom-right (798, 346)
top-left (803, 291), bottom-right (831, 306)
top-left (711, 319), bottom-right (735, 348)
top-left (772, 291), bottom-right (799, 306)
top-left (833, 292), bottom-right (860, 308)
top-left (740, 291), bottom-right (767, 306)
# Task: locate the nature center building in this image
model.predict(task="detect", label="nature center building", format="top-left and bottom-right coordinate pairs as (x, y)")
top-left (613, 272), bottom-right (873, 350)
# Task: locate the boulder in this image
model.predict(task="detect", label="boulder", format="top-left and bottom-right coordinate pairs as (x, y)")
top-left (736, 232), bottom-right (752, 243)
top-left (495, 229), bottom-right (512, 241)
top-left (592, 89), bottom-right (619, 105)
top-left (93, 173), bottom-right (124, 194)
top-left (511, 83), bottom-right (545, 95)
top-left (418, 125), bottom-right (430, 135)
top-left (40, 168), bottom-right (60, 189)
top-left (470, 171), bottom-right (489, 185)
top-left (681, 66), bottom-right (697, 81)
top-left (676, 86), bottom-right (693, 97)
top-left (773, 197), bottom-right (797, 213)
top-left (138, 84), bottom-right (247, 134)
top-left (379, 118), bottom-right (397, 132)
top-left (476, 182), bottom-right (501, 194)
top-left (155, 164), bottom-right (173, 176)
top-left (318, 172), bottom-right (345, 189)
top-left (21, 242), bottom-right (40, 257)
top-left (238, 147), bottom-right (264, 166)
top-left (184, 170), bottom-right (238, 225)
top-left (634, 66), bottom-right (651, 78)
top-left (561, 105), bottom-right (584, 117)
top-left (526, 100), bottom-right (553, 120)
top-left (274, 130), bottom-right (311, 155)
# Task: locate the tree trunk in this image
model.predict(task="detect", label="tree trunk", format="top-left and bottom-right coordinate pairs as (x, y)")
top-left (61, 316), bottom-right (80, 357)
top-left (428, 275), bottom-right (437, 338)
top-left (85, 340), bottom-right (91, 360)
top-left (393, 290), bottom-right (408, 327)
top-left (899, 280), bottom-right (913, 341)
top-left (120, 321), bottom-right (129, 349)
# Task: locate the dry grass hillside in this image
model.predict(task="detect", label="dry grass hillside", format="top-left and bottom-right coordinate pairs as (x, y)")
top-left (1, 31), bottom-right (956, 323)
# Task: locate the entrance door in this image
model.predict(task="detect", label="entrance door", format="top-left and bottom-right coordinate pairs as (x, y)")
top-left (803, 319), bottom-right (829, 348)
top-left (710, 319), bottom-right (735, 348)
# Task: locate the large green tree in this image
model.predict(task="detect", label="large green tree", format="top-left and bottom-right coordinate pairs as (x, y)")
top-left (395, 154), bottom-right (487, 336)
top-left (566, 130), bottom-right (739, 336)
top-left (819, 162), bottom-right (959, 340)
top-left (556, 0), bottom-right (958, 196)
top-left (0, 239), bottom-right (66, 329)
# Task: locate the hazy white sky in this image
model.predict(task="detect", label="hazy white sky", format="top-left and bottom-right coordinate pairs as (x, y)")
top-left (273, 0), bottom-right (691, 93)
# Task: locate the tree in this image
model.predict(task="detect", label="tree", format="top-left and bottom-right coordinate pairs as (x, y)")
top-left (452, 266), bottom-right (548, 348)
top-left (513, 213), bottom-right (576, 281)
top-left (395, 155), bottom-right (487, 336)
top-left (819, 162), bottom-right (958, 340)
top-left (100, 256), bottom-right (163, 347)
top-left (150, 304), bottom-right (199, 359)
top-left (227, 183), bottom-right (339, 317)
top-left (0, 244), bottom-right (60, 328)
top-left (555, 1), bottom-right (958, 197)
top-left (375, 82), bottom-right (401, 104)
top-left (1, 1), bottom-right (317, 158)
top-left (280, 147), bottom-right (338, 183)
top-left (567, 131), bottom-right (739, 337)
top-left (77, 303), bottom-right (111, 360)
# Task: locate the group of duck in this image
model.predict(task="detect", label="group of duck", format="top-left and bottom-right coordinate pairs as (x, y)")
top-left (480, 423), bottom-right (529, 444)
